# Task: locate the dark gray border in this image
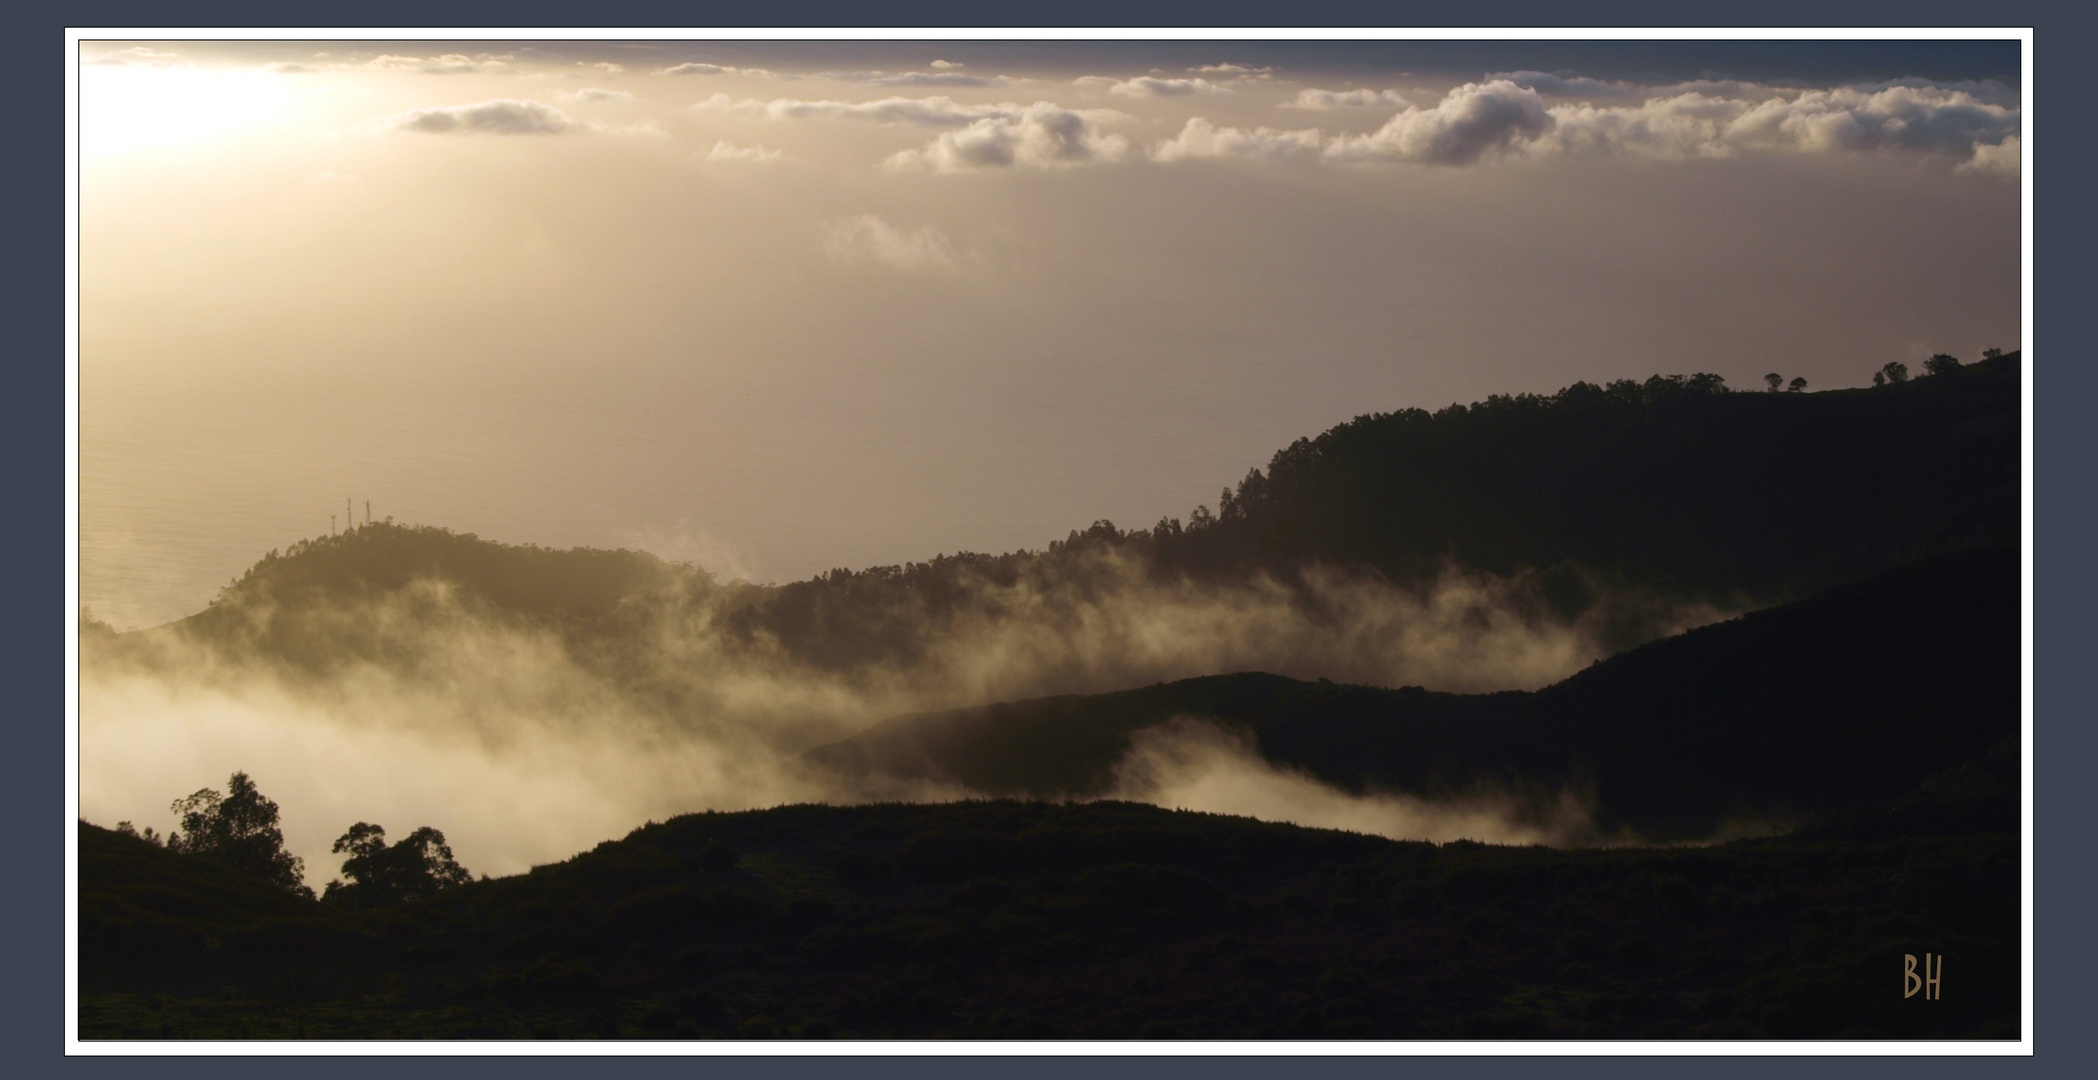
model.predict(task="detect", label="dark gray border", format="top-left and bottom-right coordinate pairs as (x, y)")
top-left (33, 5), bottom-right (2078, 1075)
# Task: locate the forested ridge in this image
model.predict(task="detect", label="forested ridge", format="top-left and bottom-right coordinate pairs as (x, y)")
top-left (103, 353), bottom-right (2019, 678)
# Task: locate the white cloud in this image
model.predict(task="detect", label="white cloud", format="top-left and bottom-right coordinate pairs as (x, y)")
top-left (658, 62), bottom-right (776, 78)
top-left (84, 46), bottom-right (182, 67)
top-left (659, 62), bottom-right (776, 78)
top-left (1082, 76), bottom-right (1231, 98)
top-left (1960, 134), bottom-right (2020, 174)
top-left (1323, 80), bottom-right (1554, 166)
top-left (696, 93), bottom-right (1010, 126)
top-left (1192, 63), bottom-right (1273, 76)
top-left (358, 53), bottom-right (510, 75)
top-left (559, 87), bottom-right (633, 104)
top-left (263, 61), bottom-right (321, 75)
top-left (583, 62), bottom-right (624, 74)
top-left (1285, 87), bottom-right (1413, 110)
top-left (929, 60), bottom-right (964, 70)
top-left (590, 119), bottom-right (670, 138)
top-left (821, 70), bottom-right (999, 88)
top-left (1542, 83), bottom-right (2021, 170)
top-left (705, 140), bottom-right (784, 164)
top-left (821, 214), bottom-right (960, 272)
top-left (883, 103), bottom-right (1131, 172)
top-left (389, 99), bottom-right (578, 136)
top-left (1244, 78), bottom-right (2021, 174)
top-left (1486, 70), bottom-right (1635, 98)
top-left (1151, 117), bottom-right (1323, 163)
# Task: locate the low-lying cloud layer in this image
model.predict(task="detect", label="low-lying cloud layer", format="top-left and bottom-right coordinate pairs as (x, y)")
top-left (1164, 78), bottom-right (2020, 171)
top-left (81, 540), bottom-right (1730, 884)
top-left (1109, 719), bottom-right (1619, 847)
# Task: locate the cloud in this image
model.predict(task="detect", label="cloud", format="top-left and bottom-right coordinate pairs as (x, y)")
top-left (590, 119), bottom-right (670, 138)
top-left (705, 140), bottom-right (784, 164)
top-left (1079, 76), bottom-right (1231, 98)
top-left (263, 61), bottom-right (321, 75)
top-left (697, 95), bottom-right (1134, 172)
top-left (1486, 70), bottom-right (1635, 98)
top-left (1107, 719), bottom-right (1621, 847)
top-left (1960, 133), bottom-right (2020, 174)
top-left (695, 93), bottom-right (1016, 126)
top-left (583, 62), bottom-right (625, 74)
top-left (390, 99), bottom-right (578, 136)
top-left (358, 53), bottom-right (510, 75)
top-left (1285, 87), bottom-right (1413, 110)
top-left (1541, 83), bottom-right (2021, 170)
top-left (559, 87), bottom-right (633, 103)
top-left (1151, 117), bottom-right (1323, 163)
top-left (883, 103), bottom-right (1131, 172)
top-left (659, 61), bottom-right (776, 78)
top-left (822, 214), bottom-right (962, 272)
top-left (821, 70), bottom-right (1000, 88)
top-left (1192, 63), bottom-right (1273, 76)
top-left (84, 46), bottom-right (182, 67)
top-left (1145, 78), bottom-right (2014, 173)
top-left (1323, 80), bottom-right (1554, 166)
top-left (929, 60), bottom-right (964, 70)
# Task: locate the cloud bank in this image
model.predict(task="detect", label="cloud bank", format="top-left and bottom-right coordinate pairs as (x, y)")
top-left (883, 103), bottom-right (1131, 171)
top-left (1161, 78), bottom-right (2019, 172)
top-left (390, 99), bottom-right (577, 136)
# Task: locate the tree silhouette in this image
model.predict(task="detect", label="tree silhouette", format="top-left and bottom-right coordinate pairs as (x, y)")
top-left (323, 822), bottom-right (472, 909)
top-left (1924, 354), bottom-right (1963, 377)
top-left (1982, 347), bottom-right (2004, 360)
top-left (1787, 377), bottom-right (1808, 393)
top-left (1874, 361), bottom-right (1909, 387)
top-left (1765, 373), bottom-right (1783, 392)
top-left (165, 772), bottom-right (311, 898)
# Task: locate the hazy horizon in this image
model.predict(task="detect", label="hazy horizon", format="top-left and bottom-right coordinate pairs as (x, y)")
top-left (79, 37), bottom-right (2021, 631)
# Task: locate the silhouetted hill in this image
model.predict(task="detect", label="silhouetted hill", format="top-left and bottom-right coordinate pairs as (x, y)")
top-left (1152, 355), bottom-right (2020, 599)
top-left (803, 546), bottom-right (2018, 840)
top-left (78, 765), bottom-right (2019, 1039)
top-left (101, 356), bottom-right (2019, 682)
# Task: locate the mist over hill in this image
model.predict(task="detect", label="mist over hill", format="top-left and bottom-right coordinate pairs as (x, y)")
top-left (79, 356), bottom-right (2022, 873)
top-left (98, 353), bottom-right (2017, 692)
top-left (802, 546), bottom-right (2017, 842)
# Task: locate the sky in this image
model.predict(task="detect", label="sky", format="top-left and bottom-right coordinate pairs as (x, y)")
top-left (75, 37), bottom-right (2024, 631)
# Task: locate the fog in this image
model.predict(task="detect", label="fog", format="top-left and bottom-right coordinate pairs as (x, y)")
top-left (79, 544), bottom-right (1729, 881)
top-left (1108, 718), bottom-right (1614, 847)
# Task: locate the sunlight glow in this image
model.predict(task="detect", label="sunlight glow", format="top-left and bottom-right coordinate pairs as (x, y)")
top-left (80, 62), bottom-right (301, 160)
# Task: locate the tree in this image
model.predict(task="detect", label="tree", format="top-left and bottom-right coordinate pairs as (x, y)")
top-left (1923, 353), bottom-right (1963, 377)
top-left (1982, 347), bottom-right (2004, 360)
top-left (323, 822), bottom-right (472, 909)
top-left (1787, 377), bottom-right (1808, 393)
top-left (1873, 361), bottom-right (1909, 387)
top-left (1765, 373), bottom-right (1784, 392)
top-left (165, 772), bottom-right (312, 898)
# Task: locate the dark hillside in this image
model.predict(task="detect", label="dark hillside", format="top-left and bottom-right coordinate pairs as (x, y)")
top-left (728, 356), bottom-right (2021, 669)
top-left (1151, 355), bottom-right (2019, 601)
top-left (100, 357), bottom-right (2018, 683)
top-left (78, 765), bottom-right (2019, 1040)
top-left (803, 546), bottom-right (2019, 840)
